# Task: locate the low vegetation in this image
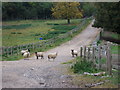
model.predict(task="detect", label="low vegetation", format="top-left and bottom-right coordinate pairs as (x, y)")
top-left (102, 31), bottom-right (120, 40)
top-left (111, 45), bottom-right (119, 54)
top-left (71, 57), bottom-right (101, 73)
top-left (2, 19), bottom-right (82, 47)
top-left (69, 57), bottom-right (119, 88)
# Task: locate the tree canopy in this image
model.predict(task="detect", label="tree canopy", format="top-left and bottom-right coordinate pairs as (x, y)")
top-left (2, 2), bottom-right (53, 20)
top-left (51, 2), bottom-right (83, 24)
top-left (2, 2), bottom-right (96, 21)
top-left (93, 2), bottom-right (120, 34)
top-left (80, 2), bottom-right (96, 17)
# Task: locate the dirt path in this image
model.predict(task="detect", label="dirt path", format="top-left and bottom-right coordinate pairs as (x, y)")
top-left (2, 20), bottom-right (101, 88)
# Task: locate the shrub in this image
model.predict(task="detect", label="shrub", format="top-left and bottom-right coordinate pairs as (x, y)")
top-left (11, 32), bottom-right (16, 34)
top-left (17, 32), bottom-right (22, 34)
top-left (71, 57), bottom-right (100, 73)
top-left (11, 32), bottom-right (22, 34)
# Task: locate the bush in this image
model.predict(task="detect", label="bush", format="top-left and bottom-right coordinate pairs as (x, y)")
top-left (47, 23), bottom-right (59, 25)
top-left (11, 32), bottom-right (22, 34)
top-left (71, 57), bottom-right (100, 73)
top-left (17, 32), bottom-right (22, 34)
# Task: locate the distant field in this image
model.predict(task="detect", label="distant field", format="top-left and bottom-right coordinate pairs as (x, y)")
top-left (2, 19), bottom-right (82, 47)
top-left (111, 45), bottom-right (120, 54)
top-left (102, 31), bottom-right (120, 40)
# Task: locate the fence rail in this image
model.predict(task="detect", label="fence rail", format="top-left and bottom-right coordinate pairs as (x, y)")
top-left (2, 18), bottom-right (92, 56)
top-left (79, 42), bottom-right (112, 75)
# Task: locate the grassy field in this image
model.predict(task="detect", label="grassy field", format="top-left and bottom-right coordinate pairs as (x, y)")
top-left (2, 19), bottom-right (83, 47)
top-left (111, 45), bottom-right (120, 54)
top-left (2, 18), bottom-right (92, 61)
top-left (102, 31), bottom-right (120, 40)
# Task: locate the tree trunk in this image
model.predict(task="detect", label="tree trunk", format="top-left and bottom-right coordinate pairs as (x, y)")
top-left (67, 19), bottom-right (70, 24)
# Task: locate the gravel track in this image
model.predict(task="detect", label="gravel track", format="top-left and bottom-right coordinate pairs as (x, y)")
top-left (2, 21), bottom-right (101, 88)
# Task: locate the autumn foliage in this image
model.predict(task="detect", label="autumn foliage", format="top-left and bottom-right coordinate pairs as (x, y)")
top-left (51, 2), bottom-right (83, 24)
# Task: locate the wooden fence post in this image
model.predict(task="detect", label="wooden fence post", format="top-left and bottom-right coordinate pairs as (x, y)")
top-left (32, 43), bottom-right (34, 50)
top-left (92, 47), bottom-right (95, 63)
top-left (17, 46), bottom-right (19, 55)
top-left (98, 45), bottom-right (102, 69)
top-left (26, 44), bottom-right (28, 49)
top-left (12, 47), bottom-right (14, 55)
top-left (80, 47), bottom-right (83, 58)
top-left (3, 47), bottom-right (5, 56)
top-left (106, 43), bottom-right (112, 75)
top-left (11, 47), bottom-right (13, 55)
top-left (21, 45), bottom-right (23, 50)
top-left (1, 47), bottom-right (3, 56)
top-left (87, 47), bottom-right (90, 60)
top-left (0, 47), bottom-right (1, 55)
top-left (20, 45), bottom-right (22, 51)
top-left (7, 47), bottom-right (10, 56)
top-left (84, 46), bottom-right (86, 60)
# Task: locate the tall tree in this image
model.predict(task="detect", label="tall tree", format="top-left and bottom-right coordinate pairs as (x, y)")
top-left (93, 2), bottom-right (120, 34)
top-left (80, 2), bottom-right (96, 17)
top-left (2, 2), bottom-right (53, 20)
top-left (51, 2), bottom-right (83, 24)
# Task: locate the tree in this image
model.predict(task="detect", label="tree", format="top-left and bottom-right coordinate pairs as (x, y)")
top-left (51, 2), bottom-right (83, 24)
top-left (2, 2), bottom-right (53, 20)
top-left (93, 2), bottom-right (120, 34)
top-left (80, 2), bottom-right (96, 17)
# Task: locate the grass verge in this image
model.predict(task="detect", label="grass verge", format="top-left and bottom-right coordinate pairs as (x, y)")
top-left (69, 57), bottom-right (119, 88)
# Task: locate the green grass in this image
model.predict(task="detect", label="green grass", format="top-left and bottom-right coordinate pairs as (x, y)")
top-left (70, 57), bottom-right (119, 87)
top-left (111, 45), bottom-right (119, 54)
top-left (109, 70), bottom-right (119, 85)
top-left (96, 57), bottom-right (106, 64)
top-left (110, 33), bottom-right (120, 40)
top-left (2, 19), bottom-right (82, 47)
top-left (102, 31), bottom-right (120, 40)
top-left (43, 25), bottom-right (76, 40)
top-left (71, 57), bottom-right (101, 74)
top-left (62, 60), bottom-right (74, 64)
top-left (52, 25), bottom-right (76, 30)
top-left (82, 71), bottom-right (119, 87)
top-left (101, 57), bottom-right (106, 64)
top-left (2, 54), bottom-right (23, 61)
top-left (2, 24), bottom-right (31, 30)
